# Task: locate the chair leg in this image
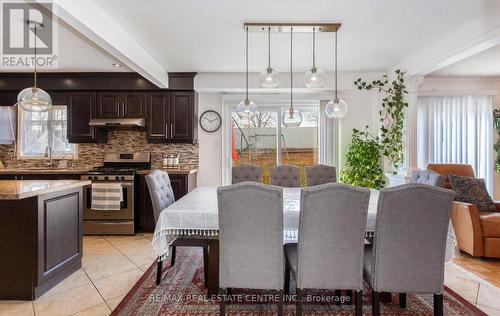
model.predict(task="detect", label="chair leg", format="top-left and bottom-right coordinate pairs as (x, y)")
top-left (346, 290), bottom-right (353, 305)
top-left (296, 288), bottom-right (303, 316)
top-left (335, 290), bottom-right (342, 305)
top-left (202, 246), bottom-right (209, 287)
top-left (277, 289), bottom-right (284, 316)
top-left (372, 291), bottom-right (380, 316)
top-left (219, 288), bottom-right (226, 316)
top-left (170, 246), bottom-right (176, 267)
top-left (355, 290), bottom-right (363, 316)
top-left (399, 293), bottom-right (407, 309)
top-left (284, 258), bottom-right (291, 295)
top-left (155, 258), bottom-right (163, 285)
top-left (434, 294), bottom-right (443, 316)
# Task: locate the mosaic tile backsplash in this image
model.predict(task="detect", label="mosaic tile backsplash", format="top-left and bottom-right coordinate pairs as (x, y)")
top-left (0, 129), bottom-right (199, 169)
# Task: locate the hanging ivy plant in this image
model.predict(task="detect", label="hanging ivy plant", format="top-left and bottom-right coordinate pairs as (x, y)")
top-left (493, 109), bottom-right (500, 172)
top-left (340, 127), bottom-right (385, 189)
top-left (354, 69), bottom-right (408, 172)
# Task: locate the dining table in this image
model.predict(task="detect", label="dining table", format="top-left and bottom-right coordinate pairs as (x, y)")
top-left (152, 186), bottom-right (379, 295)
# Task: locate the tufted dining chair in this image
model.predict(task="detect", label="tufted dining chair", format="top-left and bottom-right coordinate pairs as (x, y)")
top-left (305, 164), bottom-right (337, 186)
top-left (270, 165), bottom-right (301, 187)
top-left (232, 164), bottom-right (263, 184)
top-left (284, 183), bottom-right (370, 316)
top-left (363, 184), bottom-right (455, 316)
top-left (217, 182), bottom-right (284, 315)
top-left (410, 170), bottom-right (445, 187)
top-left (146, 170), bottom-right (208, 286)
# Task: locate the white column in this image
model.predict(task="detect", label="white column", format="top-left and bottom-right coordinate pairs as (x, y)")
top-left (403, 75), bottom-right (425, 174)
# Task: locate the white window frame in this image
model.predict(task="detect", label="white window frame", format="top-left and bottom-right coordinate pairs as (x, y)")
top-left (17, 106), bottom-right (78, 159)
top-left (221, 93), bottom-right (336, 185)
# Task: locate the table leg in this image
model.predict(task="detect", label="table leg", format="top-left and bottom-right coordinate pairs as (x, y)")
top-left (380, 292), bottom-right (392, 303)
top-left (207, 239), bottom-right (219, 296)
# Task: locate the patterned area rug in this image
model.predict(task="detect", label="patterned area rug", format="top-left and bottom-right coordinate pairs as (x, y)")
top-left (112, 248), bottom-right (486, 315)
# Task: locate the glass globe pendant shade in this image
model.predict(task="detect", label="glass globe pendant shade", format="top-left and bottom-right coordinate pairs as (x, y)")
top-left (259, 67), bottom-right (280, 88)
top-left (237, 98), bottom-right (257, 114)
top-left (304, 67), bottom-right (326, 88)
top-left (325, 98), bottom-right (347, 119)
top-left (17, 86), bottom-right (52, 112)
top-left (282, 108), bottom-right (303, 127)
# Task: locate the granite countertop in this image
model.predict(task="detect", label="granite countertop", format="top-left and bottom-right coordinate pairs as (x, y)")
top-left (0, 180), bottom-right (91, 200)
top-left (136, 167), bottom-right (198, 175)
top-left (0, 168), bottom-right (92, 174)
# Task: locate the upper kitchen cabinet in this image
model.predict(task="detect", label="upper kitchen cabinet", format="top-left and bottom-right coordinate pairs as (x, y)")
top-left (146, 91), bottom-right (198, 144)
top-left (0, 92), bottom-right (16, 106)
top-left (97, 92), bottom-right (146, 118)
top-left (67, 92), bottom-right (107, 143)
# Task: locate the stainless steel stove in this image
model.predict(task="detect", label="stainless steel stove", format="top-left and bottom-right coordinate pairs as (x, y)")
top-left (81, 152), bottom-right (151, 235)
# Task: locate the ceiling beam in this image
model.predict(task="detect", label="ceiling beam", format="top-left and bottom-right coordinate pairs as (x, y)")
top-left (39, 0), bottom-right (168, 88)
top-left (398, 10), bottom-right (500, 76)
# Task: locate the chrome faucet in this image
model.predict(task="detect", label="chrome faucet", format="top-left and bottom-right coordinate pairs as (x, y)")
top-left (44, 146), bottom-right (53, 167)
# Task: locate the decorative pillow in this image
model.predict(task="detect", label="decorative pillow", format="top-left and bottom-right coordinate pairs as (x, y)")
top-left (448, 174), bottom-right (496, 211)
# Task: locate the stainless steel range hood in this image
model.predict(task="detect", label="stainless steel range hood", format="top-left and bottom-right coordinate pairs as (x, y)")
top-left (89, 118), bottom-right (145, 128)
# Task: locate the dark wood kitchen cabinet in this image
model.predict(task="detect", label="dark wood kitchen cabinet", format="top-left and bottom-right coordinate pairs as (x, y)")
top-left (146, 91), bottom-right (197, 144)
top-left (138, 171), bottom-right (197, 232)
top-left (0, 185), bottom-right (84, 300)
top-left (67, 92), bottom-right (107, 143)
top-left (0, 92), bottom-right (16, 106)
top-left (97, 92), bottom-right (146, 118)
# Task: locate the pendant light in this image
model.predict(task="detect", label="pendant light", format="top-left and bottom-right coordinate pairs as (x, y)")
top-left (17, 21), bottom-right (52, 113)
top-left (325, 30), bottom-right (347, 119)
top-left (282, 27), bottom-right (302, 127)
top-left (259, 27), bottom-right (280, 88)
top-left (237, 26), bottom-right (257, 114)
top-left (304, 27), bottom-right (326, 88)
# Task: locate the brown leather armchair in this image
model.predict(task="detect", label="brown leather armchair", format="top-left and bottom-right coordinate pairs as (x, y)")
top-left (427, 164), bottom-right (500, 258)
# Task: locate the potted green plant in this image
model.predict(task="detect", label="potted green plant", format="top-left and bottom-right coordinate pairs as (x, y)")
top-left (340, 127), bottom-right (385, 189)
top-left (493, 109), bottom-right (500, 172)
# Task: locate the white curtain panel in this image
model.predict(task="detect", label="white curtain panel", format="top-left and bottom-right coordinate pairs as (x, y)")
top-left (417, 95), bottom-right (493, 193)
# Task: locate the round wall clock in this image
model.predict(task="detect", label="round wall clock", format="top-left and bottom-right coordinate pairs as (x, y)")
top-left (199, 110), bottom-right (222, 133)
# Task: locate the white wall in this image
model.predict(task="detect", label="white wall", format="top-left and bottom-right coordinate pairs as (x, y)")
top-left (419, 76), bottom-right (500, 199)
top-left (196, 72), bottom-right (382, 186)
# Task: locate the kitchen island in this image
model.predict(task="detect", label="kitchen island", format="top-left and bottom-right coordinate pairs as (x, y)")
top-left (0, 180), bottom-right (90, 300)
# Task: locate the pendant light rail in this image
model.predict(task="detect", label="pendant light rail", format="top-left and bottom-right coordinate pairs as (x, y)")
top-left (244, 23), bottom-right (341, 33)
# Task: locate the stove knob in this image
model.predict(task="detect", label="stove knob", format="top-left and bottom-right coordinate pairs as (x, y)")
top-left (121, 176), bottom-right (126, 181)
top-left (115, 176), bottom-right (120, 181)
top-left (88, 176), bottom-right (92, 180)
top-left (93, 176), bottom-right (98, 181)
top-left (104, 176), bottom-right (109, 181)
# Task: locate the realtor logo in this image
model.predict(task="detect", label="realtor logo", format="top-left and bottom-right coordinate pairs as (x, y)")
top-left (1, 0), bottom-right (58, 69)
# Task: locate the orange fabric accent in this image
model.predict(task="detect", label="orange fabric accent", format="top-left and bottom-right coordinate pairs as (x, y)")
top-left (231, 122), bottom-right (238, 162)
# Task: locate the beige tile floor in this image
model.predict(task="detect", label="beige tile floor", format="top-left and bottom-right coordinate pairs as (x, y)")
top-left (1, 234), bottom-right (500, 316)
top-left (0, 233), bottom-right (156, 316)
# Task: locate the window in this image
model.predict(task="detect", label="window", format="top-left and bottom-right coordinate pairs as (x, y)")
top-left (18, 106), bottom-right (77, 159)
top-left (230, 100), bottom-right (324, 185)
top-left (417, 95), bottom-right (493, 193)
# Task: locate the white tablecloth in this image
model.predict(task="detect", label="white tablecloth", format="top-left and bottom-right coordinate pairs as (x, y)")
top-left (152, 187), bottom-right (379, 260)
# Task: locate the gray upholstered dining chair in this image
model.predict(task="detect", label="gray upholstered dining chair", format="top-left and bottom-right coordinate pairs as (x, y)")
top-left (231, 164), bottom-right (262, 184)
top-left (145, 170), bottom-right (208, 286)
top-left (305, 164), bottom-right (337, 186)
top-left (217, 182), bottom-right (284, 316)
top-left (363, 184), bottom-right (455, 316)
top-left (284, 183), bottom-right (370, 316)
top-left (270, 164), bottom-right (301, 187)
top-left (410, 170), bottom-right (446, 187)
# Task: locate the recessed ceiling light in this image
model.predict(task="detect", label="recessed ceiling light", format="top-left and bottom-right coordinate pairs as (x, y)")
top-left (112, 63), bottom-right (122, 67)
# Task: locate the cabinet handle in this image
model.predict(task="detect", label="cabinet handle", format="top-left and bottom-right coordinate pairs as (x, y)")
top-left (165, 124), bottom-right (169, 139)
top-left (170, 123), bottom-right (173, 137)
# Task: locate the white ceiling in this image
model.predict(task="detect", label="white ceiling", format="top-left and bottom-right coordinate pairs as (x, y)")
top-left (86, 0), bottom-right (499, 73)
top-left (52, 19), bottom-right (131, 72)
top-left (431, 44), bottom-right (500, 77)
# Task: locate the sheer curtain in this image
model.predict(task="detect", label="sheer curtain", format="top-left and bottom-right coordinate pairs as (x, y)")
top-left (417, 95), bottom-right (493, 193)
